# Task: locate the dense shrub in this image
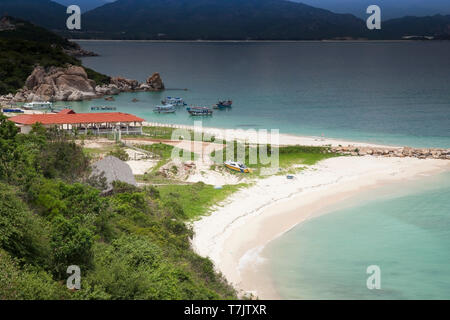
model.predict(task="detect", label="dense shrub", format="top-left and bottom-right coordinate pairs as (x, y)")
top-left (0, 183), bottom-right (49, 266)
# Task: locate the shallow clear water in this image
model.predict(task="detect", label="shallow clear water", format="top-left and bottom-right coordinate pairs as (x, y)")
top-left (70, 41), bottom-right (450, 148)
top-left (265, 172), bottom-right (450, 300)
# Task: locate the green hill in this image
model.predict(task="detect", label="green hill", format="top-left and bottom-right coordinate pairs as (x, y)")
top-left (0, 120), bottom-right (237, 299)
top-left (0, 0), bottom-right (66, 31)
top-left (79, 0), bottom-right (366, 40)
top-left (0, 16), bottom-right (108, 95)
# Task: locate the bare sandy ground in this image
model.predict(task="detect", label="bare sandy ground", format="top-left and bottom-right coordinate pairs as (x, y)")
top-left (191, 156), bottom-right (450, 299)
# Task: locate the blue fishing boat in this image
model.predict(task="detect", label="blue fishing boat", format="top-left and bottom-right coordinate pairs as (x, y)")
top-left (2, 108), bottom-right (24, 113)
top-left (213, 100), bottom-right (233, 109)
top-left (154, 104), bottom-right (176, 113)
top-left (186, 106), bottom-right (213, 116)
top-left (162, 97), bottom-right (187, 106)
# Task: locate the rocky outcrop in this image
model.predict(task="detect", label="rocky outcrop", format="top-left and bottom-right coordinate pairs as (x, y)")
top-left (146, 73), bottom-right (165, 90)
top-left (159, 159), bottom-right (196, 180)
top-left (14, 65), bottom-right (98, 102)
top-left (330, 146), bottom-right (450, 160)
top-left (1, 65), bottom-right (165, 103)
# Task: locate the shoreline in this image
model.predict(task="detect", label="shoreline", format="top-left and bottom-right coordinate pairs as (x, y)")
top-left (191, 156), bottom-right (450, 299)
top-left (73, 39), bottom-right (439, 43)
top-left (142, 121), bottom-right (396, 148)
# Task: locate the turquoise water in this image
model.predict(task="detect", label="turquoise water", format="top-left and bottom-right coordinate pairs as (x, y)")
top-left (69, 41), bottom-right (450, 148)
top-left (265, 172), bottom-right (450, 300)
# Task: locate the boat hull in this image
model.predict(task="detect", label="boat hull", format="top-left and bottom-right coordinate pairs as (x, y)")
top-left (224, 163), bottom-right (250, 173)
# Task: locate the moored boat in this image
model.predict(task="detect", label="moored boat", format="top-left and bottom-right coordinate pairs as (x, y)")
top-left (224, 160), bottom-right (250, 173)
top-left (2, 108), bottom-right (24, 113)
top-left (91, 106), bottom-right (117, 111)
top-left (186, 106), bottom-right (213, 116)
top-left (213, 100), bottom-right (233, 109)
top-left (162, 97), bottom-right (187, 106)
top-left (153, 104), bottom-right (176, 113)
top-left (23, 101), bottom-right (52, 110)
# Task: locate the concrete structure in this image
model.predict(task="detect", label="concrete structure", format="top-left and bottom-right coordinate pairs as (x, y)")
top-left (8, 109), bottom-right (145, 135)
top-left (91, 156), bottom-right (137, 192)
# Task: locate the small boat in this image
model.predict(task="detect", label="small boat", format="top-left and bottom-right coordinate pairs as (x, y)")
top-left (2, 108), bottom-right (24, 113)
top-left (23, 101), bottom-right (52, 110)
top-left (162, 97), bottom-right (187, 106)
top-left (286, 175), bottom-right (295, 180)
top-left (187, 106), bottom-right (213, 116)
top-left (213, 100), bottom-right (233, 109)
top-left (224, 161), bottom-right (250, 173)
top-left (153, 104), bottom-right (176, 113)
top-left (91, 106), bottom-right (117, 111)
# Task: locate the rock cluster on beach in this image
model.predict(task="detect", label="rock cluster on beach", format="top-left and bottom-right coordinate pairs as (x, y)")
top-left (330, 146), bottom-right (450, 160)
top-left (0, 65), bottom-right (165, 103)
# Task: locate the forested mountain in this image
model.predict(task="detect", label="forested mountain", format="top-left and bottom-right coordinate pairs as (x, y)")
top-left (0, 0), bottom-right (66, 31)
top-left (1, 0), bottom-right (449, 40)
top-left (0, 16), bottom-right (108, 95)
top-left (79, 0), bottom-right (366, 40)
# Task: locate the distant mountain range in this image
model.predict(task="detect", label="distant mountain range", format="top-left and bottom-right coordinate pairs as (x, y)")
top-left (293, 0), bottom-right (450, 20)
top-left (1, 0), bottom-right (450, 40)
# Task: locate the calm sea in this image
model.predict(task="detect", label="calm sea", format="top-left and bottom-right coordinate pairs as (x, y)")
top-left (74, 41), bottom-right (450, 299)
top-left (73, 41), bottom-right (450, 148)
top-left (265, 171), bottom-right (450, 300)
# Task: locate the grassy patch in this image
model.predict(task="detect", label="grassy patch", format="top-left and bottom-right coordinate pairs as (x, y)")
top-left (142, 126), bottom-right (219, 143)
top-left (211, 144), bottom-right (339, 176)
top-left (157, 182), bottom-right (247, 220)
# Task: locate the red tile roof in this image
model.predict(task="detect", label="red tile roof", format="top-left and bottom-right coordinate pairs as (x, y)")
top-left (9, 112), bottom-right (145, 126)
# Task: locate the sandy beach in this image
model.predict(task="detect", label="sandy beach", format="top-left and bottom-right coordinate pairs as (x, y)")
top-left (192, 156), bottom-right (450, 299)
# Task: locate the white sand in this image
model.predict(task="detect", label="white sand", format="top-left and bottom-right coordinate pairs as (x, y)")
top-left (192, 156), bottom-right (450, 299)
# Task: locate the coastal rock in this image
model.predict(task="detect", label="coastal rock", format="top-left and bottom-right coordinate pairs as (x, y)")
top-left (110, 77), bottom-right (140, 91)
top-left (1, 65), bottom-right (164, 103)
top-left (146, 72), bottom-right (165, 90)
top-left (22, 65), bottom-right (97, 102)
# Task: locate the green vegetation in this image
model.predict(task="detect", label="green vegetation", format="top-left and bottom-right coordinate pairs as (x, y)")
top-left (142, 126), bottom-right (217, 143)
top-left (108, 145), bottom-right (130, 161)
top-left (143, 126), bottom-right (180, 140)
top-left (0, 115), bottom-right (236, 300)
top-left (0, 16), bottom-right (110, 95)
top-left (212, 143), bottom-right (338, 176)
top-left (158, 183), bottom-right (247, 220)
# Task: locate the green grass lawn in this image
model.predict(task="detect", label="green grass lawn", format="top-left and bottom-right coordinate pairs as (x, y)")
top-left (211, 144), bottom-right (340, 176)
top-left (142, 126), bottom-right (220, 143)
top-left (157, 182), bottom-right (247, 220)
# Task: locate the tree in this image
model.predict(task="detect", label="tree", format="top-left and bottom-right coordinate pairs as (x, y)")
top-left (0, 115), bottom-right (19, 181)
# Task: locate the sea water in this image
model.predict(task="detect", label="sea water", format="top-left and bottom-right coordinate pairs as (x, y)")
top-left (265, 171), bottom-right (450, 300)
top-left (69, 41), bottom-right (450, 148)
